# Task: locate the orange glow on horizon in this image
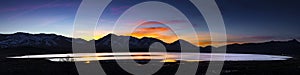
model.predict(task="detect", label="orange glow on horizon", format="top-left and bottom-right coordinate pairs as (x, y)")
top-left (86, 32), bottom-right (244, 47)
top-left (88, 26), bottom-right (245, 47)
top-left (129, 26), bottom-right (179, 43)
top-left (92, 33), bottom-right (239, 47)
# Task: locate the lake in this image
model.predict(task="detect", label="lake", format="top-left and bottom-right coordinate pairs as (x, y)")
top-left (8, 52), bottom-right (292, 63)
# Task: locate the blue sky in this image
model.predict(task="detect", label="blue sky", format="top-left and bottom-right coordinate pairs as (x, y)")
top-left (0, 0), bottom-right (299, 46)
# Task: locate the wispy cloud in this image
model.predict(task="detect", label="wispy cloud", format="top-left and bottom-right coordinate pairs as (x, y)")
top-left (139, 20), bottom-right (187, 26)
top-left (135, 27), bottom-right (170, 32)
top-left (39, 16), bottom-right (69, 26)
top-left (2, 1), bottom-right (77, 20)
top-left (110, 6), bottom-right (130, 15)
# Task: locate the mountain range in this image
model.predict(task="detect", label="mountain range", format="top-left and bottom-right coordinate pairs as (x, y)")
top-left (0, 32), bottom-right (300, 57)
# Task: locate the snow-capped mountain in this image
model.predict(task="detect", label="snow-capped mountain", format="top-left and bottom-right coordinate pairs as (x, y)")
top-left (0, 32), bottom-right (73, 49)
top-left (0, 32), bottom-right (197, 52)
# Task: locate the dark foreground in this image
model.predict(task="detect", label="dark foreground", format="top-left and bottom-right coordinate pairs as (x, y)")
top-left (0, 58), bottom-right (300, 75)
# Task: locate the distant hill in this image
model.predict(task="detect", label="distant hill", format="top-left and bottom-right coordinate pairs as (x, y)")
top-left (220, 39), bottom-right (300, 56)
top-left (0, 32), bottom-right (299, 57)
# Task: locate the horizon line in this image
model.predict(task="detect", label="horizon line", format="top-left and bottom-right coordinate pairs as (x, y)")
top-left (1, 32), bottom-right (299, 48)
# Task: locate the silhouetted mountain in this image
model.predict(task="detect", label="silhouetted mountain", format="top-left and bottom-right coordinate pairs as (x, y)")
top-left (217, 39), bottom-right (300, 56)
top-left (0, 32), bottom-right (300, 57)
top-left (94, 34), bottom-right (197, 52)
top-left (0, 32), bottom-right (72, 50)
top-left (0, 32), bottom-right (197, 54)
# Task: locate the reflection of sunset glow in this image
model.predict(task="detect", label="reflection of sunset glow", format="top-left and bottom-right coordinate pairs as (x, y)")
top-left (85, 61), bottom-right (90, 64)
top-left (132, 56), bottom-right (152, 60)
top-left (184, 60), bottom-right (202, 62)
top-left (160, 59), bottom-right (177, 62)
top-left (77, 55), bottom-right (176, 61)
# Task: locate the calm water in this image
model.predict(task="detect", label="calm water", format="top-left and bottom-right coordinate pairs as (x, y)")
top-left (8, 52), bottom-right (292, 63)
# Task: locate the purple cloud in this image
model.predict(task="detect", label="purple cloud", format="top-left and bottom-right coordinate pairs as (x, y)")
top-left (110, 6), bottom-right (130, 15)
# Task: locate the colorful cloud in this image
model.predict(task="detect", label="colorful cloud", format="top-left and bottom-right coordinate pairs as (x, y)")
top-left (130, 26), bottom-right (178, 43)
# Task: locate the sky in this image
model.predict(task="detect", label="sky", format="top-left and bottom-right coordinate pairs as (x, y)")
top-left (0, 0), bottom-right (299, 47)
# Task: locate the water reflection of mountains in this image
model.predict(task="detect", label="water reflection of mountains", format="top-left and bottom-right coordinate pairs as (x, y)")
top-left (0, 32), bottom-right (300, 57)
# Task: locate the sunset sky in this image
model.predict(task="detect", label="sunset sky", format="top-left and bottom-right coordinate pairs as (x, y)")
top-left (0, 0), bottom-right (300, 47)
